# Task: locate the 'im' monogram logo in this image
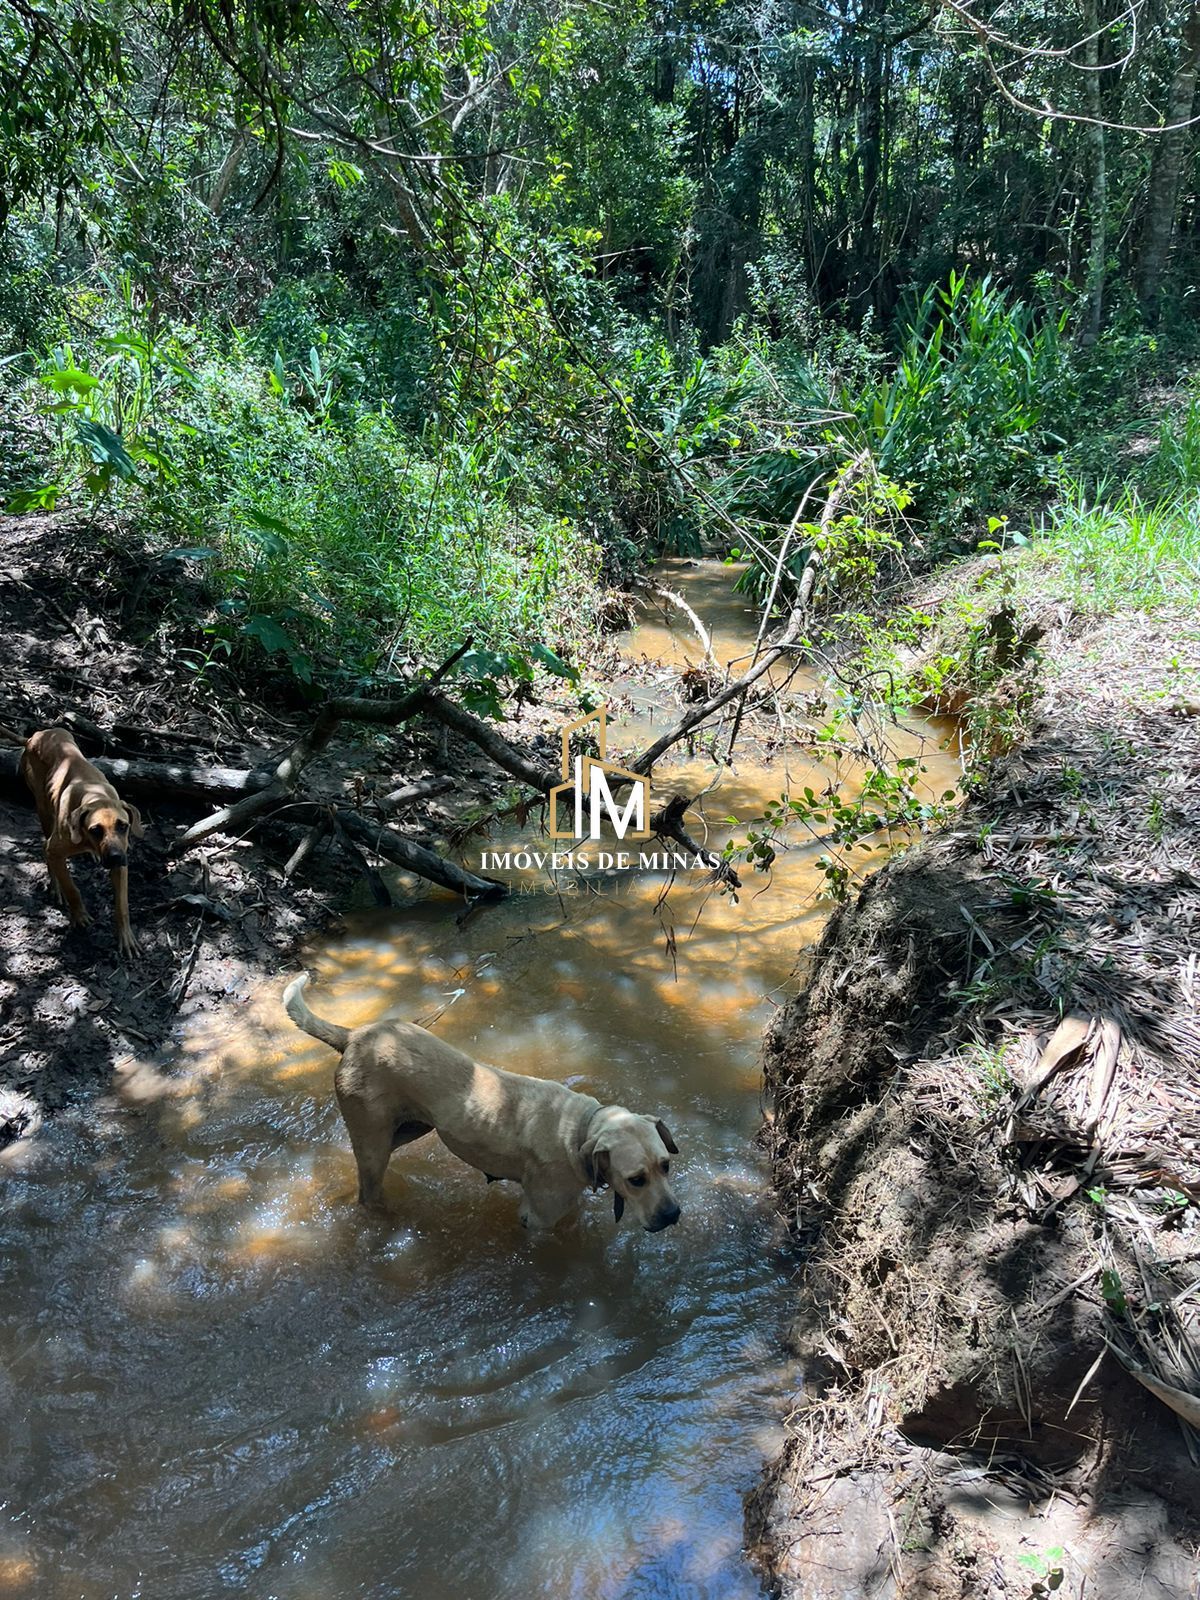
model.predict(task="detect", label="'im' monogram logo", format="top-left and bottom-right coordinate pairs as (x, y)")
top-left (548, 708), bottom-right (651, 842)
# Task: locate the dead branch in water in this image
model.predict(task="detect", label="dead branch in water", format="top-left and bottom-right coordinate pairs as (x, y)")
top-left (638, 579), bottom-right (719, 670)
top-left (6, 475), bottom-right (851, 904)
top-left (332, 812), bottom-right (394, 907)
top-left (630, 454), bottom-right (869, 776)
top-left (403, 474), bottom-right (887, 867)
top-left (171, 640), bottom-right (473, 853)
top-left (410, 700), bottom-right (739, 885)
top-left (259, 802), bottom-right (504, 901)
top-left (650, 794), bottom-right (740, 890)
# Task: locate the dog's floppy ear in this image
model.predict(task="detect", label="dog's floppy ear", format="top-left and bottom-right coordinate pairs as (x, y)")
top-left (125, 803), bottom-right (144, 839)
top-left (582, 1139), bottom-right (611, 1191)
top-left (655, 1118), bottom-right (679, 1155)
top-left (67, 805), bottom-right (88, 846)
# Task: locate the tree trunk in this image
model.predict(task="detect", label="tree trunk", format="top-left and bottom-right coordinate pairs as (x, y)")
top-left (1138, 1), bottom-right (1200, 311)
top-left (0, 749), bottom-right (271, 807)
top-left (208, 125), bottom-right (248, 216)
top-left (1083, 0), bottom-right (1107, 341)
top-left (855, 1), bottom-right (886, 314)
top-left (799, 59), bottom-right (817, 287)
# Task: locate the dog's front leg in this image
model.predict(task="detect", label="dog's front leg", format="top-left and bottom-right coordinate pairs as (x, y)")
top-left (46, 843), bottom-right (89, 928)
top-left (519, 1182), bottom-right (578, 1231)
top-left (110, 865), bottom-right (139, 957)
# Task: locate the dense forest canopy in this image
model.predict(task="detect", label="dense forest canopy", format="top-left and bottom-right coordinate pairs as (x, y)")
top-left (3, 0), bottom-right (1200, 691)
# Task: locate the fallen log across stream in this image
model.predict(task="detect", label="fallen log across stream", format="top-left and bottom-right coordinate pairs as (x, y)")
top-left (0, 747), bottom-right (274, 806)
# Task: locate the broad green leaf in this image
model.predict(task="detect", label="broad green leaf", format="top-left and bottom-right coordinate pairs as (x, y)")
top-left (6, 484), bottom-right (61, 512)
top-left (531, 642), bottom-right (578, 681)
top-left (242, 613), bottom-right (295, 653)
top-left (42, 367), bottom-right (98, 394)
top-left (76, 419), bottom-right (136, 479)
top-left (456, 647), bottom-right (512, 680)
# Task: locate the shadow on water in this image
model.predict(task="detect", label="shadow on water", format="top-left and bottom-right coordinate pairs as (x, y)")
top-left (0, 561), bottom-right (959, 1600)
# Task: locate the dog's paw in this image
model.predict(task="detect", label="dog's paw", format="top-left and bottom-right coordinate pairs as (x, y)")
top-left (117, 928), bottom-right (140, 959)
top-left (69, 906), bottom-right (93, 929)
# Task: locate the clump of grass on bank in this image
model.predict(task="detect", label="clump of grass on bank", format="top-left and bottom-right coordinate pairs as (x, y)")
top-left (1022, 486), bottom-right (1200, 615)
top-left (847, 458), bottom-right (1200, 774)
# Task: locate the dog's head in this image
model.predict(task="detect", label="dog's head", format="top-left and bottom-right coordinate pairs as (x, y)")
top-left (68, 789), bottom-right (143, 868)
top-left (582, 1107), bottom-right (680, 1232)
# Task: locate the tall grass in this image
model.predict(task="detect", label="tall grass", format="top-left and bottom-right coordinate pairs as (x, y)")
top-left (1034, 486), bottom-right (1200, 613)
top-left (1144, 389), bottom-right (1200, 497)
top-left (701, 271), bottom-right (1079, 566)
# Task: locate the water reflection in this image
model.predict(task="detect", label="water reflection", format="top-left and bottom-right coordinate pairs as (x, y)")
top-left (0, 561), bottom-right (957, 1599)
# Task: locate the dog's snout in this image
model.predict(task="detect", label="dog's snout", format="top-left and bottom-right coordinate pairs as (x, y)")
top-left (103, 849), bottom-right (126, 867)
top-left (647, 1203), bottom-right (681, 1232)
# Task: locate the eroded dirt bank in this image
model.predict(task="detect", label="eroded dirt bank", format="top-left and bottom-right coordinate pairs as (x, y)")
top-left (749, 592), bottom-right (1200, 1597)
top-left (0, 512), bottom-right (521, 1152)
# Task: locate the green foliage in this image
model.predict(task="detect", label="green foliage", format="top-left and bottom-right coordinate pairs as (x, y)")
top-left (8, 300), bottom-right (603, 687)
top-left (1099, 1269), bottom-right (1127, 1317)
top-left (847, 273), bottom-right (1073, 530)
top-left (151, 356), bottom-right (601, 683)
top-left (451, 642), bottom-right (579, 720)
top-left (15, 304), bottom-right (195, 506)
top-left (730, 461), bottom-right (912, 613)
top-left (1017, 1545), bottom-right (1065, 1598)
top-left (964, 1040), bottom-right (1015, 1112)
top-left (722, 752), bottom-right (958, 902)
top-left (1031, 486), bottom-right (1200, 614)
top-left (624, 273), bottom-right (1087, 581)
top-left (0, 0), bottom-right (127, 225)
top-left (2, 0), bottom-right (1196, 716)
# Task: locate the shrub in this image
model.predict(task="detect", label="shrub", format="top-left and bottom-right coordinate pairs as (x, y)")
top-left (11, 313), bottom-right (602, 686)
top-left (848, 272), bottom-right (1074, 530)
top-left (147, 355), bottom-right (602, 682)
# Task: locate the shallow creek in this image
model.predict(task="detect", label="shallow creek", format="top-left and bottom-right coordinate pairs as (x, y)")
top-left (0, 563), bottom-right (958, 1600)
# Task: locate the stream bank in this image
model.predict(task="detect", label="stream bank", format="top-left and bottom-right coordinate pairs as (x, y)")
top-left (0, 510), bottom-right (554, 1152)
top-left (749, 570), bottom-right (1200, 1598)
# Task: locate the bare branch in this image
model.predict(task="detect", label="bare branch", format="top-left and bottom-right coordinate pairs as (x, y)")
top-left (627, 454), bottom-right (870, 776)
top-left (939, 0), bottom-right (1200, 133)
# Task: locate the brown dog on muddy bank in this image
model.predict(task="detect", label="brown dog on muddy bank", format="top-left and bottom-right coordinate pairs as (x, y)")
top-left (283, 972), bottom-right (682, 1232)
top-left (20, 727), bottom-right (144, 957)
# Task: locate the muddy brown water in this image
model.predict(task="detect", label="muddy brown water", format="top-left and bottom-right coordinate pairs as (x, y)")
top-left (0, 563), bottom-right (958, 1600)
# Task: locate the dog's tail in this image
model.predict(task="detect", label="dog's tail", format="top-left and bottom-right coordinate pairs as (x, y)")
top-left (282, 973), bottom-right (350, 1054)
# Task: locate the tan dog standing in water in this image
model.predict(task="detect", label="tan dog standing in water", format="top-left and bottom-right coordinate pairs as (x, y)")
top-left (21, 727), bottom-right (144, 957)
top-left (283, 973), bottom-right (682, 1233)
